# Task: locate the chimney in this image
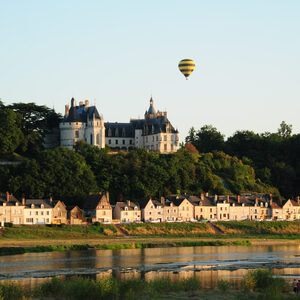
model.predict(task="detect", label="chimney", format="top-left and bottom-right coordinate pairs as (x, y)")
top-left (269, 193), bottom-right (273, 205)
top-left (6, 191), bottom-right (9, 201)
top-left (161, 196), bottom-right (165, 205)
top-left (227, 195), bottom-right (229, 202)
top-left (127, 200), bottom-right (131, 206)
top-left (22, 195), bottom-right (25, 206)
top-left (71, 98), bottom-right (75, 107)
top-left (297, 196), bottom-right (300, 205)
top-left (85, 100), bottom-right (89, 107)
top-left (105, 191), bottom-right (109, 202)
top-left (65, 104), bottom-right (69, 116)
top-left (201, 193), bottom-right (204, 200)
top-left (164, 112), bottom-right (167, 117)
top-left (205, 192), bottom-right (209, 197)
top-left (214, 194), bottom-right (218, 202)
top-left (255, 197), bottom-right (258, 206)
top-left (237, 195), bottom-right (240, 203)
top-left (79, 101), bottom-right (83, 106)
top-left (49, 196), bottom-right (53, 203)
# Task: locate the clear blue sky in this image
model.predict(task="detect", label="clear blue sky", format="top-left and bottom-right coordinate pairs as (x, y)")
top-left (1, 0), bottom-right (299, 141)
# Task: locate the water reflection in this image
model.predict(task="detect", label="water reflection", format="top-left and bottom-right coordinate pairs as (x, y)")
top-left (1, 244), bottom-right (300, 289)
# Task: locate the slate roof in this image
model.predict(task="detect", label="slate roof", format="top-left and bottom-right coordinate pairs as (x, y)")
top-left (24, 199), bottom-right (53, 208)
top-left (83, 193), bottom-right (111, 210)
top-left (139, 198), bottom-right (163, 209)
top-left (62, 98), bottom-right (102, 123)
top-left (116, 201), bottom-right (140, 210)
top-left (105, 122), bottom-right (135, 138)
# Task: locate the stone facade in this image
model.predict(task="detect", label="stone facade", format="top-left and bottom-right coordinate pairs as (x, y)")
top-left (52, 200), bottom-right (68, 224)
top-left (114, 201), bottom-right (141, 222)
top-left (59, 98), bottom-right (105, 150)
top-left (57, 97), bottom-right (179, 153)
top-left (0, 193), bottom-right (24, 225)
top-left (23, 199), bottom-right (53, 225)
top-left (140, 199), bottom-right (164, 222)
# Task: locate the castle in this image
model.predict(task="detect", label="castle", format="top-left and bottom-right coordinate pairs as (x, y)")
top-left (59, 97), bottom-right (179, 153)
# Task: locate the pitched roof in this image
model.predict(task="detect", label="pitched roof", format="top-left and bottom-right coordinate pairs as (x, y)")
top-left (116, 201), bottom-right (140, 210)
top-left (24, 199), bottom-right (53, 208)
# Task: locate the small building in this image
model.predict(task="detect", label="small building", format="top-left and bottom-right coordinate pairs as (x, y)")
top-left (114, 200), bottom-right (141, 223)
top-left (23, 199), bottom-right (52, 225)
top-left (0, 192), bottom-right (24, 225)
top-left (162, 198), bottom-right (178, 222)
top-left (68, 206), bottom-right (84, 225)
top-left (83, 192), bottom-right (112, 223)
top-left (170, 196), bottom-right (194, 221)
top-left (52, 199), bottom-right (68, 224)
top-left (188, 194), bottom-right (217, 220)
top-left (282, 199), bottom-right (300, 220)
top-left (140, 198), bottom-right (164, 222)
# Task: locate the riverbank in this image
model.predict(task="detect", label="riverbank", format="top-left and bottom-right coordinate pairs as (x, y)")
top-left (0, 269), bottom-right (298, 300)
top-left (0, 222), bottom-right (299, 252)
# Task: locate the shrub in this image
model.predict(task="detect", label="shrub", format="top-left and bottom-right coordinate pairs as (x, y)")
top-left (217, 279), bottom-right (231, 292)
top-left (4, 223), bottom-right (13, 228)
top-left (0, 283), bottom-right (23, 300)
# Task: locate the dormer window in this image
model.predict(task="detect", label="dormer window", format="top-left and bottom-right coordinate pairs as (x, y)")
top-left (115, 128), bottom-right (119, 137)
top-left (122, 128), bottom-right (126, 137)
top-left (41, 204), bottom-right (44, 209)
top-left (125, 207), bottom-right (128, 211)
top-left (31, 204), bottom-right (35, 208)
top-left (108, 128), bottom-right (112, 137)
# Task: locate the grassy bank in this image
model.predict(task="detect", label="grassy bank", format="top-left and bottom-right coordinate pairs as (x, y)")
top-left (0, 240), bottom-right (251, 256)
top-left (1, 222), bottom-right (300, 241)
top-left (0, 269), bottom-right (298, 300)
top-left (0, 224), bottom-right (119, 240)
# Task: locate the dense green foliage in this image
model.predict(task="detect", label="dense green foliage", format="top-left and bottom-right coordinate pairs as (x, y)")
top-left (187, 123), bottom-right (300, 198)
top-left (0, 271), bottom-right (297, 300)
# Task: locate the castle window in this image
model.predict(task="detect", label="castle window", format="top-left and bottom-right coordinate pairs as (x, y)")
top-left (108, 139), bottom-right (111, 145)
top-left (75, 131), bottom-right (79, 138)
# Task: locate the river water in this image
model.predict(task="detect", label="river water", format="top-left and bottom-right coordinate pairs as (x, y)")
top-left (1, 244), bottom-right (300, 289)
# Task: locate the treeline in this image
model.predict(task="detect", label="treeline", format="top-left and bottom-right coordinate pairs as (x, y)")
top-left (0, 141), bottom-right (278, 205)
top-left (186, 123), bottom-right (300, 198)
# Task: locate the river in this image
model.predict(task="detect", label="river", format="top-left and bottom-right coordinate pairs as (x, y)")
top-left (1, 243), bottom-right (300, 289)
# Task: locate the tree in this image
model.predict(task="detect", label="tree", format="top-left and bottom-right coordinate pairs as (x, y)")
top-left (7, 103), bottom-right (62, 155)
top-left (191, 125), bottom-right (225, 153)
top-left (278, 121), bottom-right (292, 138)
top-left (0, 108), bottom-right (24, 156)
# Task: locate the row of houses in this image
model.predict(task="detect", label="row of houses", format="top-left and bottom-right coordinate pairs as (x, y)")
top-left (1, 192), bottom-right (300, 225)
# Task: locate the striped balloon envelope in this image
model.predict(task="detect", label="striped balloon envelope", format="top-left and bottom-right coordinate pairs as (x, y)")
top-left (178, 59), bottom-right (195, 80)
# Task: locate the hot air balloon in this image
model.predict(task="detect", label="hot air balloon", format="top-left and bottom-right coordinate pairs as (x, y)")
top-left (178, 59), bottom-right (195, 80)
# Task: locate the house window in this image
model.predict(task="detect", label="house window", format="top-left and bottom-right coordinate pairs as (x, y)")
top-left (35, 211), bottom-right (38, 215)
top-left (164, 144), bottom-right (167, 151)
top-left (164, 135), bottom-right (167, 141)
top-left (75, 130), bottom-right (79, 138)
top-left (96, 134), bottom-right (100, 145)
top-left (90, 134), bottom-right (93, 144)
top-left (130, 140), bottom-right (132, 145)
top-left (123, 140), bottom-right (125, 145)
top-left (109, 139), bottom-right (111, 144)
top-left (47, 211), bottom-right (49, 215)
top-left (116, 140), bottom-right (118, 145)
